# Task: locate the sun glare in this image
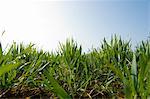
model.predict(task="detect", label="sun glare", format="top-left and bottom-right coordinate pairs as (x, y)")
top-left (0, 0), bottom-right (70, 51)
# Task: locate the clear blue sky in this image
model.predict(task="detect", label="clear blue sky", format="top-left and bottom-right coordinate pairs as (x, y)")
top-left (59, 0), bottom-right (149, 50)
top-left (0, 0), bottom-right (149, 52)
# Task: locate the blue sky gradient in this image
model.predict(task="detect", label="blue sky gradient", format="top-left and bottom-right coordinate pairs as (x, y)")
top-left (0, 0), bottom-right (149, 52)
top-left (59, 0), bottom-right (149, 50)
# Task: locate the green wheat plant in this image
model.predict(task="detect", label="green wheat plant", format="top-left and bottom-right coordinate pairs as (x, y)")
top-left (109, 41), bottom-right (150, 99)
top-left (0, 35), bottom-right (150, 98)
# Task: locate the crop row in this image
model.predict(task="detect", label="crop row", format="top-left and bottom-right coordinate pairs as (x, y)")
top-left (0, 35), bottom-right (150, 98)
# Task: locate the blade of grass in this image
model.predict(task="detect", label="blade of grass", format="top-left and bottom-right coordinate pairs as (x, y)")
top-left (0, 63), bottom-right (20, 77)
top-left (43, 68), bottom-right (71, 99)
